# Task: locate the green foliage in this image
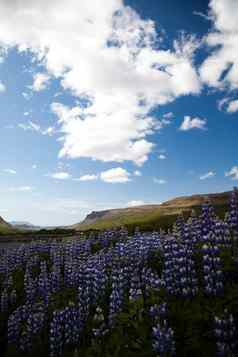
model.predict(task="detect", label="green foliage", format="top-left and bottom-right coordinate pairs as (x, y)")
top-left (2, 244), bottom-right (238, 357)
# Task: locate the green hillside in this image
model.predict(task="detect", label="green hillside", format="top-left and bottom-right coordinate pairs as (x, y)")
top-left (73, 191), bottom-right (230, 232)
top-left (0, 216), bottom-right (14, 235)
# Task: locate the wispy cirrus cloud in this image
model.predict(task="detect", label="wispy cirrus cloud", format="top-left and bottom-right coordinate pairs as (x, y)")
top-left (0, 80), bottom-right (6, 93)
top-left (3, 168), bottom-right (16, 174)
top-left (153, 178), bottom-right (167, 184)
top-left (200, 171), bottom-right (215, 180)
top-left (9, 186), bottom-right (34, 192)
top-left (74, 174), bottom-right (98, 182)
top-left (18, 121), bottom-right (55, 136)
top-left (48, 172), bottom-right (71, 180)
top-left (0, 208), bottom-right (9, 213)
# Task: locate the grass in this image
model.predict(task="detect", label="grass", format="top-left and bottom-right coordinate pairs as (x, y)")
top-left (0, 224), bottom-right (17, 235)
top-left (78, 204), bottom-right (228, 234)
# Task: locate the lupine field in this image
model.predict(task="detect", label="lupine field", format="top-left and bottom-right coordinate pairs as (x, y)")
top-left (1, 189), bottom-right (238, 357)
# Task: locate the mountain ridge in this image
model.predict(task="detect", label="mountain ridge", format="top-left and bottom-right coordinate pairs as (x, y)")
top-left (10, 221), bottom-right (42, 231)
top-left (73, 190), bottom-right (231, 231)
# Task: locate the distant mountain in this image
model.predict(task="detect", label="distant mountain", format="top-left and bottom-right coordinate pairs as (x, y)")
top-left (10, 221), bottom-right (65, 231)
top-left (10, 221), bottom-right (34, 226)
top-left (73, 191), bottom-right (231, 232)
top-left (10, 221), bottom-right (42, 231)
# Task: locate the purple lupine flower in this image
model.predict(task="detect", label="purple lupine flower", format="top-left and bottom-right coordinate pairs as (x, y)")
top-left (214, 310), bottom-right (237, 356)
top-left (8, 308), bottom-right (21, 345)
top-left (202, 243), bottom-right (223, 295)
top-left (1, 289), bottom-right (8, 313)
top-left (200, 200), bottom-right (216, 239)
top-left (129, 270), bottom-right (143, 301)
top-left (149, 303), bottom-right (167, 323)
top-left (109, 284), bottom-right (124, 326)
top-left (152, 321), bottom-right (175, 356)
top-left (50, 310), bottom-right (64, 357)
top-left (227, 187), bottom-right (238, 235)
top-left (162, 238), bottom-right (198, 297)
top-left (38, 261), bottom-right (50, 305)
top-left (24, 267), bottom-right (36, 304)
top-left (64, 304), bottom-right (82, 345)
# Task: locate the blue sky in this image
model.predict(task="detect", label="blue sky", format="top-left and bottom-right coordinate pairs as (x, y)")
top-left (0, 0), bottom-right (237, 226)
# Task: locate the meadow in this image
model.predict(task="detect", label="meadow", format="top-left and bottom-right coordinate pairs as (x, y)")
top-left (0, 189), bottom-right (238, 357)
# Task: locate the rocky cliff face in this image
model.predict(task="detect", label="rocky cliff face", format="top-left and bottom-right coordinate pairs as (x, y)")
top-left (83, 210), bottom-right (111, 223)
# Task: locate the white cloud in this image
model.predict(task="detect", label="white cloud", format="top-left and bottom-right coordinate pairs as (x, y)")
top-left (217, 97), bottom-right (238, 113)
top-left (73, 169), bottom-right (136, 182)
top-left (51, 102), bottom-right (154, 166)
top-left (32, 164), bottom-right (37, 169)
top-left (22, 92), bottom-right (32, 100)
top-left (19, 121), bottom-right (40, 132)
top-left (57, 161), bottom-right (71, 170)
top-left (18, 121), bottom-right (55, 136)
top-left (43, 127), bottom-right (55, 136)
top-left (126, 200), bottom-right (145, 207)
top-left (0, 80), bottom-right (6, 92)
top-left (48, 172), bottom-right (71, 180)
top-left (179, 115), bottom-right (206, 131)
top-left (0, 208), bottom-right (9, 213)
top-left (217, 97), bottom-right (230, 111)
top-left (200, 0), bottom-right (238, 91)
top-left (74, 174), bottom-right (98, 182)
top-left (193, 11), bottom-right (212, 21)
top-left (32, 72), bottom-right (50, 91)
top-left (163, 112), bottom-right (174, 119)
top-left (153, 178), bottom-right (167, 184)
top-left (10, 186), bottom-right (33, 192)
top-left (158, 154), bottom-right (166, 160)
top-left (200, 171), bottom-right (215, 180)
top-left (100, 167), bottom-right (131, 183)
top-left (225, 166), bottom-right (238, 180)
top-left (0, 0), bottom-right (201, 165)
top-left (134, 170), bottom-right (142, 176)
top-left (3, 169), bottom-right (16, 174)
top-left (227, 99), bottom-right (238, 113)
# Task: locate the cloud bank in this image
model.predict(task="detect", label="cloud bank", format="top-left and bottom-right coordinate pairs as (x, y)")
top-left (0, 0), bottom-right (201, 166)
